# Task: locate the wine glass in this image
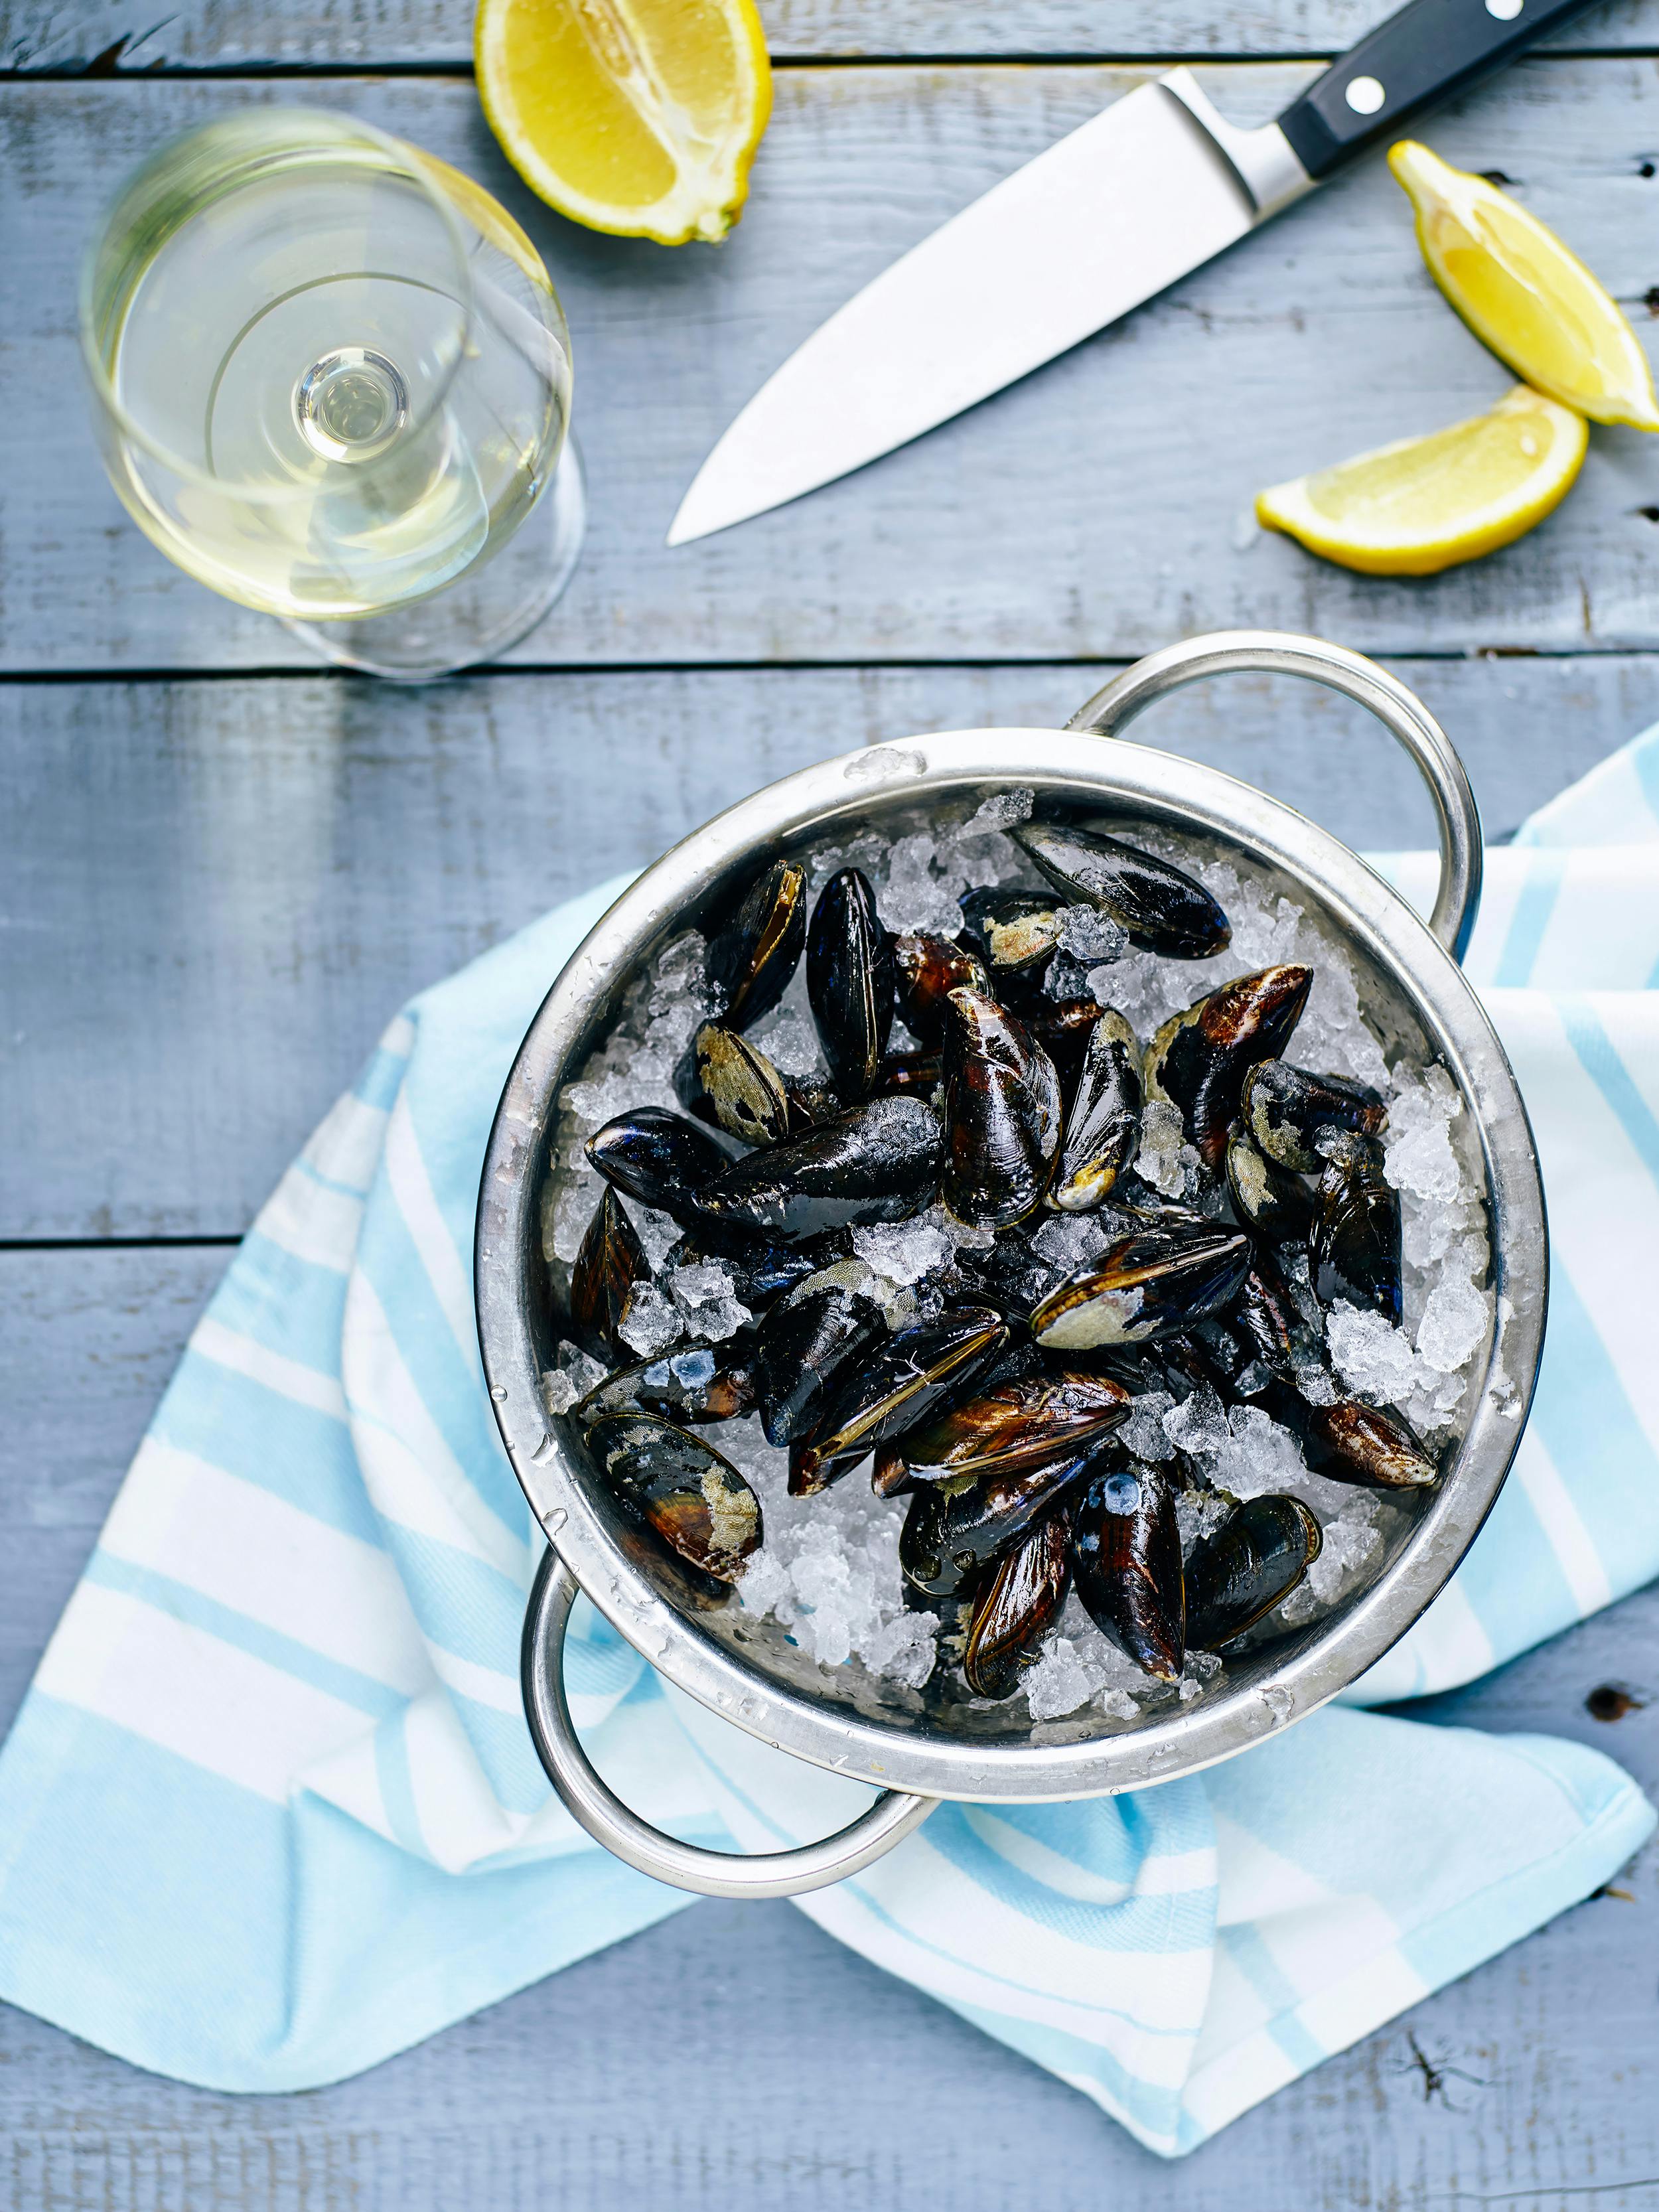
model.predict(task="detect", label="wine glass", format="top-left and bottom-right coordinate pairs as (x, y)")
top-left (80, 107), bottom-right (583, 681)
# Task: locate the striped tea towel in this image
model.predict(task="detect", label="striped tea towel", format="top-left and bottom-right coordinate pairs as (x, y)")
top-left (0, 731), bottom-right (1655, 2156)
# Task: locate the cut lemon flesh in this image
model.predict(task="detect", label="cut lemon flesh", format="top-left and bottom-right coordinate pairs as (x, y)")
top-left (1389, 140), bottom-right (1659, 431)
top-left (476, 0), bottom-right (772, 245)
top-left (1256, 386), bottom-right (1588, 576)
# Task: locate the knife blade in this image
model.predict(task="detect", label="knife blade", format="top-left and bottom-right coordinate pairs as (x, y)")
top-left (668, 0), bottom-right (1599, 546)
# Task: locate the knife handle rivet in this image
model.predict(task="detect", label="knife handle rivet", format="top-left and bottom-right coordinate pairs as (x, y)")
top-left (1344, 74), bottom-right (1386, 115)
top-left (1484, 0), bottom-right (1524, 17)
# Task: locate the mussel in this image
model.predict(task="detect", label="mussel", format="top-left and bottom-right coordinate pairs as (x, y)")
top-left (1282, 1390), bottom-right (1439, 1489)
top-left (958, 889), bottom-right (1063, 990)
top-left (586, 1413), bottom-right (762, 1582)
top-left (706, 859), bottom-right (808, 1031)
top-left (587, 1107), bottom-right (743, 1225)
top-left (1050, 1008), bottom-right (1143, 1211)
top-left (899, 1433), bottom-right (1110, 1601)
top-left (573, 1337), bottom-right (757, 1428)
top-left (1310, 1131), bottom-right (1402, 1323)
top-left (569, 1188), bottom-right (651, 1360)
top-left (751, 1274), bottom-right (888, 1447)
top-left (698, 1095), bottom-right (944, 1239)
top-left (790, 1305), bottom-right (1010, 1495)
top-left (1242, 1060), bottom-right (1388, 1175)
top-left (891, 932), bottom-right (989, 1046)
top-left (875, 1048), bottom-right (944, 1098)
top-left (1143, 966), bottom-right (1313, 1171)
top-left (1225, 1129), bottom-right (1315, 1243)
top-left (1013, 822), bottom-right (1231, 959)
top-left (1072, 1458), bottom-right (1185, 1682)
top-left (962, 1505), bottom-right (1074, 1698)
top-left (808, 868), bottom-right (896, 1097)
top-left (1234, 1252), bottom-right (1325, 1391)
top-left (941, 987), bottom-right (1062, 1228)
top-left (875, 1367), bottom-right (1129, 1495)
top-left (662, 1227), bottom-right (849, 1311)
top-left (1185, 1494), bottom-right (1322, 1649)
top-left (1029, 1223), bottom-right (1251, 1351)
top-left (676, 1021), bottom-right (796, 1147)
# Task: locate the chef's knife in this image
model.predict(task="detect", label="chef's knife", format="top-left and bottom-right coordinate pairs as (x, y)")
top-left (668, 0), bottom-right (1598, 545)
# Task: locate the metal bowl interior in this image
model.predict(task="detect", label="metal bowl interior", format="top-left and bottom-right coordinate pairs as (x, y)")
top-left (476, 731), bottom-right (1546, 1803)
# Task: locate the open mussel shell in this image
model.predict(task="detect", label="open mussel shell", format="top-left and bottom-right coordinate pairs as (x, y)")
top-left (586, 1413), bottom-right (762, 1583)
top-left (1013, 821), bottom-right (1231, 959)
top-left (1030, 1223), bottom-right (1251, 1351)
top-left (1144, 965), bottom-right (1313, 1171)
top-left (808, 867), bottom-right (896, 1097)
top-left (1072, 1458), bottom-right (1185, 1682)
top-left (751, 1276), bottom-right (888, 1447)
top-left (1051, 1007), bottom-right (1143, 1212)
top-left (942, 987), bottom-right (1062, 1229)
top-left (676, 1021), bottom-right (796, 1147)
top-left (697, 1094), bottom-right (943, 1240)
top-left (878, 1367), bottom-right (1129, 1493)
top-left (791, 1305), bottom-right (1010, 1495)
top-left (958, 888), bottom-right (1064, 984)
top-left (1284, 1390), bottom-right (1439, 1489)
top-left (705, 858), bottom-right (807, 1031)
top-left (573, 1337), bottom-right (758, 1429)
top-left (569, 1187), bottom-right (651, 1361)
top-left (1311, 1131), bottom-right (1403, 1323)
top-left (899, 1432), bottom-right (1110, 1601)
top-left (1243, 1060), bottom-right (1388, 1175)
top-left (962, 1505), bottom-right (1074, 1699)
top-left (1226, 1130), bottom-right (1315, 1243)
top-left (892, 932), bottom-right (988, 1047)
top-left (587, 1107), bottom-right (744, 1225)
top-left (1185, 1494), bottom-right (1322, 1650)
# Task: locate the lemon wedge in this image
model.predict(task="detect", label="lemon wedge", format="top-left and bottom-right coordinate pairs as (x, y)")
top-left (476, 0), bottom-right (772, 245)
top-left (1389, 140), bottom-right (1659, 431)
top-left (1256, 386), bottom-right (1587, 576)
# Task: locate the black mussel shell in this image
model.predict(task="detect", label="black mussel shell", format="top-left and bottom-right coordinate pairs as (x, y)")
top-left (1226, 1130), bottom-right (1315, 1243)
top-left (1145, 966), bottom-right (1313, 1171)
top-left (1311, 1132), bottom-right (1402, 1323)
top-left (791, 1305), bottom-right (1010, 1495)
top-left (892, 932), bottom-right (989, 1047)
top-left (586, 1107), bottom-right (745, 1224)
top-left (1186, 1494), bottom-right (1322, 1649)
top-left (1234, 1254), bottom-right (1324, 1390)
top-left (1072, 1458), bottom-right (1185, 1682)
top-left (569, 1188), bottom-right (650, 1361)
top-left (1243, 1060), bottom-right (1388, 1175)
top-left (877, 1367), bottom-right (1129, 1495)
top-left (573, 1337), bottom-right (758, 1428)
top-left (697, 1095), bottom-right (943, 1240)
top-left (676, 1021), bottom-right (795, 1147)
top-left (1051, 1008), bottom-right (1143, 1212)
top-left (585, 1414), bottom-right (762, 1582)
top-left (963, 1505), bottom-right (1074, 1699)
top-left (1277, 1387), bottom-right (1439, 1489)
top-left (899, 1432), bottom-right (1110, 1601)
top-left (1027, 995), bottom-right (1108, 1081)
top-left (808, 869), bottom-right (896, 1097)
top-left (1030, 1224), bottom-right (1251, 1351)
top-left (942, 987), bottom-right (1062, 1229)
top-left (875, 1048), bottom-right (944, 1098)
top-left (662, 1227), bottom-right (849, 1311)
top-left (706, 859), bottom-right (808, 1031)
top-left (958, 889), bottom-right (1063, 980)
top-left (948, 1234), bottom-right (1062, 1331)
top-left (751, 1276), bottom-right (889, 1447)
top-left (1013, 822), bottom-right (1230, 958)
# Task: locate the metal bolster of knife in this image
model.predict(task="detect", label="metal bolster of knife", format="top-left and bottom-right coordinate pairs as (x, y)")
top-left (1157, 68), bottom-right (1314, 224)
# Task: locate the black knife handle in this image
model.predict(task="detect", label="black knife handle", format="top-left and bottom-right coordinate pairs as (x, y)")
top-left (1277, 0), bottom-right (1599, 179)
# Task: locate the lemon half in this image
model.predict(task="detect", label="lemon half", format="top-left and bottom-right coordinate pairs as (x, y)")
top-left (1390, 140), bottom-right (1659, 431)
top-left (476, 0), bottom-right (772, 245)
top-left (1256, 386), bottom-right (1588, 576)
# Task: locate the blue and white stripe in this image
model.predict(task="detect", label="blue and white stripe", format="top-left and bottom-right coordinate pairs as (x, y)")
top-left (0, 755), bottom-right (1654, 2150)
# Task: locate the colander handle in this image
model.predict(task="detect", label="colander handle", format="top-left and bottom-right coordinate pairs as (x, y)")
top-left (521, 1548), bottom-right (938, 1899)
top-left (1066, 630), bottom-right (1483, 962)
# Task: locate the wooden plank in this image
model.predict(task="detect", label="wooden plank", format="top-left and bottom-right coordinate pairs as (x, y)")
top-left (4, 0), bottom-right (1657, 73)
top-left (7, 62), bottom-right (1659, 672)
top-left (0, 1240), bottom-right (1652, 2211)
top-left (5, 653), bottom-right (1654, 1243)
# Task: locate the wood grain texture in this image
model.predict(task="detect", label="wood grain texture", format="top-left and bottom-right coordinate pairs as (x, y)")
top-left (4, 652), bottom-right (1653, 1242)
top-left (0, 1242), bottom-right (1652, 2212)
top-left (4, 0), bottom-right (1658, 72)
top-left (9, 61), bottom-right (1659, 672)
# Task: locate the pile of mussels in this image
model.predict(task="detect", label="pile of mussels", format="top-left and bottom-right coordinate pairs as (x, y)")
top-left (555, 818), bottom-right (1447, 1706)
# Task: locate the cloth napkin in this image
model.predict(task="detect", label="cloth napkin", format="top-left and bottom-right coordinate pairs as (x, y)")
top-left (1, 730), bottom-right (1656, 2158)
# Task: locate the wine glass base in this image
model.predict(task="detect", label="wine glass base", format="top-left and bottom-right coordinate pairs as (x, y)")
top-left (283, 440), bottom-right (587, 682)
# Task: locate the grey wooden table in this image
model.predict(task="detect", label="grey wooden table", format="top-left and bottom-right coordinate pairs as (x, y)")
top-left (3, 3), bottom-right (1659, 2205)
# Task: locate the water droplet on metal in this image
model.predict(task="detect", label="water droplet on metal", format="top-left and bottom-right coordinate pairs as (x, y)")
top-left (490, 1386), bottom-right (507, 1401)
top-left (546, 1507), bottom-right (567, 1532)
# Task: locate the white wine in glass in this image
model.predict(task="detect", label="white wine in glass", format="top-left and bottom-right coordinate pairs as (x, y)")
top-left (81, 107), bottom-right (584, 680)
